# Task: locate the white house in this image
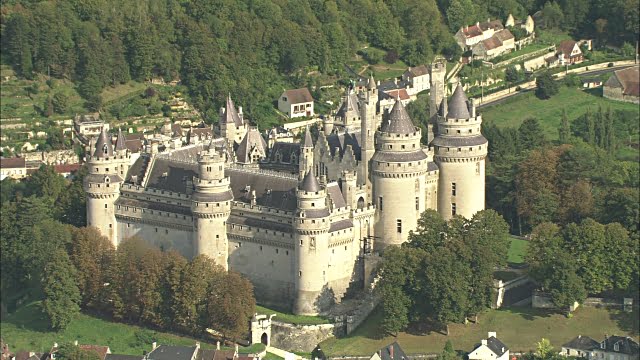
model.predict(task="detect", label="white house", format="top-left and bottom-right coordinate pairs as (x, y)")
top-left (278, 88), bottom-right (314, 119)
top-left (469, 332), bottom-right (510, 360)
top-left (402, 65), bottom-right (431, 94)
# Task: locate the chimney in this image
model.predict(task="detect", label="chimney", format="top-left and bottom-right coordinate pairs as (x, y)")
top-left (217, 341), bottom-right (221, 350)
top-left (74, 340), bottom-right (78, 346)
top-left (481, 340), bottom-right (488, 346)
top-left (389, 345), bottom-right (394, 359)
top-left (54, 343), bottom-right (59, 349)
top-left (579, 335), bottom-right (582, 339)
top-left (488, 331), bottom-right (497, 338)
top-left (152, 342), bottom-right (157, 351)
top-left (502, 347), bottom-right (505, 353)
top-left (235, 344), bottom-right (239, 357)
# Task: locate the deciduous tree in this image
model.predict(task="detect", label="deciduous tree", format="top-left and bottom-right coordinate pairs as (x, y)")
top-left (42, 249), bottom-right (81, 330)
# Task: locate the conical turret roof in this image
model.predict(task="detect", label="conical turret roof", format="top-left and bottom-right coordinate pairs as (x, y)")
top-left (447, 84), bottom-right (470, 119)
top-left (220, 94), bottom-right (243, 127)
top-left (381, 99), bottom-right (415, 134)
top-left (367, 74), bottom-right (376, 90)
top-left (115, 128), bottom-right (127, 151)
top-left (301, 170), bottom-right (321, 192)
top-left (303, 125), bottom-right (314, 148)
top-left (93, 128), bottom-right (114, 158)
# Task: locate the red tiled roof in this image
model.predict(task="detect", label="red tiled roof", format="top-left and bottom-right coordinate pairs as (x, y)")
top-left (79, 345), bottom-right (110, 360)
top-left (125, 139), bottom-right (144, 153)
top-left (282, 88), bottom-right (313, 104)
top-left (482, 36), bottom-right (503, 50)
top-left (558, 40), bottom-right (579, 57)
top-left (461, 25), bottom-right (483, 38)
top-left (384, 89), bottom-right (411, 101)
top-left (54, 164), bottom-right (81, 174)
top-left (0, 157), bottom-right (26, 169)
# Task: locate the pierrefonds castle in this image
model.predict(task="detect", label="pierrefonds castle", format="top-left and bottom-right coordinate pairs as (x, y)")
top-left (84, 59), bottom-right (487, 315)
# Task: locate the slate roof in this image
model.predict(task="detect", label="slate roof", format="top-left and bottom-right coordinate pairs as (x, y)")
top-left (228, 214), bottom-right (293, 233)
top-left (147, 345), bottom-right (197, 360)
top-left (283, 88), bottom-right (313, 104)
top-left (303, 126), bottom-right (314, 148)
top-left (427, 161), bottom-right (439, 172)
top-left (562, 335), bottom-right (600, 351)
top-left (447, 84), bottom-right (470, 119)
top-left (235, 128), bottom-right (267, 164)
top-left (407, 65), bottom-right (429, 77)
top-left (303, 208), bottom-right (331, 218)
top-left (116, 197), bottom-right (192, 215)
top-left (326, 182), bottom-right (346, 209)
top-left (367, 74), bottom-right (377, 89)
top-left (607, 66), bottom-right (639, 96)
top-left (220, 95), bottom-right (244, 127)
top-left (325, 131), bottom-right (361, 159)
top-left (145, 158), bottom-right (198, 193)
top-left (380, 100), bottom-right (416, 134)
top-left (374, 342), bottom-right (407, 360)
top-left (336, 93), bottom-right (360, 119)
top-left (372, 151), bottom-right (428, 162)
top-left (430, 135), bottom-right (488, 147)
top-left (301, 170), bottom-right (321, 192)
top-left (329, 219), bottom-right (353, 232)
top-left (105, 355), bottom-right (143, 360)
top-left (94, 129), bottom-right (114, 158)
top-left (600, 336), bottom-right (639, 356)
top-left (227, 168), bottom-right (298, 210)
top-left (267, 142), bottom-right (300, 164)
top-left (486, 336), bottom-right (509, 357)
top-left (0, 157), bottom-right (26, 168)
top-left (115, 129), bottom-right (127, 151)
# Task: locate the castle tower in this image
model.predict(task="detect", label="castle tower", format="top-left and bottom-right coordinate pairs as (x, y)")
top-left (299, 126), bottom-right (314, 180)
top-left (431, 84), bottom-right (488, 220)
top-left (293, 170), bottom-right (331, 315)
top-left (322, 115), bottom-right (334, 136)
top-left (220, 95), bottom-right (246, 145)
top-left (429, 59), bottom-right (447, 120)
top-left (359, 74), bottom-right (377, 192)
top-left (372, 100), bottom-right (428, 250)
top-left (114, 128), bottom-right (131, 177)
top-left (84, 128), bottom-right (123, 247)
top-left (191, 148), bottom-right (233, 269)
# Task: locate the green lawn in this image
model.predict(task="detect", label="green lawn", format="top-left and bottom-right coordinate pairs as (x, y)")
top-left (321, 306), bottom-right (638, 356)
top-left (480, 86), bottom-right (640, 140)
top-left (508, 237), bottom-right (529, 264)
top-left (255, 305), bottom-right (331, 325)
top-left (0, 301), bottom-right (262, 355)
top-left (536, 29), bottom-right (573, 46)
top-left (492, 43), bottom-right (551, 64)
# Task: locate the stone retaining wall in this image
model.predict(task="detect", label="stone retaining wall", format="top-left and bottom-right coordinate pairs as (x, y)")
top-left (270, 322), bottom-right (339, 353)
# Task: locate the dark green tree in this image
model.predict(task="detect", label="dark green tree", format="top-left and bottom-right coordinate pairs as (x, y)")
top-left (558, 109), bottom-right (570, 143)
top-left (42, 249), bottom-right (81, 330)
top-left (535, 72), bottom-right (559, 99)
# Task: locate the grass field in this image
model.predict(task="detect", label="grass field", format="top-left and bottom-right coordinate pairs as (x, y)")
top-left (508, 237), bottom-right (529, 264)
top-left (491, 43), bottom-right (551, 64)
top-left (0, 301), bottom-right (263, 355)
top-left (255, 305), bottom-right (331, 325)
top-left (481, 86), bottom-right (640, 140)
top-left (320, 306), bottom-right (638, 356)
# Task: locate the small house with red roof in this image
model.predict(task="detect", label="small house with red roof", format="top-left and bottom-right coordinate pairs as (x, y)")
top-left (557, 40), bottom-right (583, 65)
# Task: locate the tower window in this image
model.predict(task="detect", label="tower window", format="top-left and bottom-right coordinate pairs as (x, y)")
top-left (105, 204), bottom-right (108, 208)
top-left (452, 203), bottom-right (457, 216)
top-left (476, 162), bottom-right (481, 174)
top-left (416, 197), bottom-right (419, 210)
top-left (300, 240), bottom-right (303, 246)
top-left (452, 183), bottom-right (457, 196)
top-left (396, 219), bottom-right (402, 233)
top-left (379, 197), bottom-right (383, 211)
top-left (276, 248), bottom-right (279, 254)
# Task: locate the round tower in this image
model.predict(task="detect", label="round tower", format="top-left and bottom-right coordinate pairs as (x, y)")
top-left (113, 128), bottom-right (131, 177)
top-left (293, 170), bottom-right (331, 315)
top-left (84, 128), bottom-right (123, 247)
top-left (372, 100), bottom-right (428, 251)
top-left (431, 84), bottom-right (488, 220)
top-left (191, 148), bottom-right (233, 269)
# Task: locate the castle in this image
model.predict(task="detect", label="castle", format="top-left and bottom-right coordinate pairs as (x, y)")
top-left (83, 59), bottom-right (488, 315)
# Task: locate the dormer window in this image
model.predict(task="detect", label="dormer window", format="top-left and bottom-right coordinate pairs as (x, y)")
top-left (102, 144), bottom-right (108, 155)
top-left (614, 343), bottom-right (619, 352)
top-left (601, 342), bottom-right (606, 349)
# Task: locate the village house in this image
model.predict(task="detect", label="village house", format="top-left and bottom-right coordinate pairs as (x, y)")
top-left (455, 19), bottom-right (505, 50)
top-left (0, 157), bottom-right (27, 180)
top-left (603, 66), bottom-right (639, 104)
top-left (73, 113), bottom-right (109, 144)
top-left (557, 40), bottom-right (583, 65)
top-left (468, 332), bottom-right (510, 360)
top-left (379, 88), bottom-right (415, 114)
top-left (471, 29), bottom-right (516, 60)
top-left (505, 13), bottom-right (535, 34)
top-left (369, 342), bottom-right (407, 360)
top-left (562, 335), bottom-right (639, 360)
top-left (401, 65), bottom-right (431, 94)
top-left (278, 88), bottom-right (314, 119)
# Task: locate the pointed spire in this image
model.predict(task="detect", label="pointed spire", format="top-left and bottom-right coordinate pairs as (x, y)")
top-left (380, 99), bottom-right (415, 135)
top-left (221, 94), bottom-right (243, 126)
top-left (93, 128), bottom-right (114, 158)
top-left (115, 128), bottom-right (127, 151)
top-left (367, 73), bottom-right (376, 90)
top-left (447, 83), bottom-right (470, 119)
top-left (300, 170), bottom-right (321, 192)
top-left (303, 125), bottom-right (313, 148)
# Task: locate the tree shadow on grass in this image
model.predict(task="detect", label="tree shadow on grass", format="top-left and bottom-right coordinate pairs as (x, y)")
top-left (4, 301), bottom-right (50, 332)
top-left (404, 321), bottom-right (446, 336)
top-left (500, 306), bottom-right (555, 321)
top-left (608, 306), bottom-right (639, 334)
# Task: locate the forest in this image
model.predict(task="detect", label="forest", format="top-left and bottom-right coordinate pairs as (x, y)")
top-left (1, 0), bottom-right (638, 126)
